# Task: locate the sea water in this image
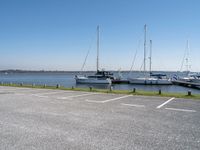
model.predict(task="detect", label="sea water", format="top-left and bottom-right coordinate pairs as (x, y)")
top-left (0, 71), bottom-right (199, 94)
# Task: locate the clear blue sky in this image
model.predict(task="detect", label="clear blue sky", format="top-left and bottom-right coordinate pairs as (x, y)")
top-left (0, 0), bottom-right (199, 71)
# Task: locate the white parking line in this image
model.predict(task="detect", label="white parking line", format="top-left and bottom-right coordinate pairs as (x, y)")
top-left (33, 95), bottom-right (49, 98)
top-left (34, 91), bottom-right (72, 96)
top-left (86, 95), bottom-right (132, 103)
top-left (0, 88), bottom-right (39, 92)
top-left (156, 97), bottom-right (175, 109)
top-left (165, 108), bottom-right (196, 113)
top-left (57, 93), bottom-right (97, 99)
top-left (85, 99), bottom-right (103, 103)
top-left (14, 93), bottom-right (25, 96)
top-left (121, 103), bottom-right (145, 108)
top-left (102, 95), bottom-right (132, 103)
top-left (31, 91), bottom-right (73, 98)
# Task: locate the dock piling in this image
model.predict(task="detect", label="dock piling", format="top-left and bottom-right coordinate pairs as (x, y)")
top-left (159, 89), bottom-right (162, 95)
top-left (89, 86), bottom-right (92, 91)
top-left (110, 86), bottom-right (113, 92)
top-left (56, 84), bottom-right (60, 88)
top-left (188, 90), bottom-right (192, 96)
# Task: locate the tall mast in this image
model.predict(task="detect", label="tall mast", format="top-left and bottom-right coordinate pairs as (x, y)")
top-left (144, 24), bottom-right (147, 77)
top-left (185, 39), bottom-right (189, 73)
top-left (149, 40), bottom-right (152, 75)
top-left (180, 39), bottom-right (190, 73)
top-left (97, 25), bottom-right (99, 72)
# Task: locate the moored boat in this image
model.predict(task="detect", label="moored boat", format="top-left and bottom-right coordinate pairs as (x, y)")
top-left (128, 25), bottom-right (172, 85)
top-left (75, 26), bottom-right (111, 84)
top-left (171, 40), bottom-right (200, 87)
top-left (75, 75), bottom-right (111, 84)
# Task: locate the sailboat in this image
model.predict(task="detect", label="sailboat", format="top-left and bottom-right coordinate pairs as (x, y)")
top-left (172, 40), bottom-right (200, 87)
top-left (174, 40), bottom-right (191, 81)
top-left (128, 25), bottom-right (172, 85)
top-left (75, 26), bottom-right (112, 84)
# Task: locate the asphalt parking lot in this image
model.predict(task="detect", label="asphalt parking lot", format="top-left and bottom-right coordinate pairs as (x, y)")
top-left (0, 86), bottom-right (199, 150)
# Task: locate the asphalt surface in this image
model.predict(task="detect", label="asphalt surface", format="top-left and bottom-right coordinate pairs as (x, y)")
top-left (0, 86), bottom-right (199, 150)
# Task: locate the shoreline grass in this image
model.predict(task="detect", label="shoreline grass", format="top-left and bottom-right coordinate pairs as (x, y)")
top-left (0, 83), bottom-right (200, 100)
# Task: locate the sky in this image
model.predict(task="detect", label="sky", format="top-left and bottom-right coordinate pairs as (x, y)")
top-left (0, 0), bottom-right (200, 71)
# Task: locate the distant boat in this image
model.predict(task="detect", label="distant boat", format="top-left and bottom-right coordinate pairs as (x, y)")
top-left (128, 25), bottom-right (172, 85)
top-left (75, 74), bottom-right (111, 84)
top-left (75, 26), bottom-right (111, 84)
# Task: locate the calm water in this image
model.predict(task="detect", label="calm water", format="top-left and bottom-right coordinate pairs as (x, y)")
top-left (0, 72), bottom-right (200, 94)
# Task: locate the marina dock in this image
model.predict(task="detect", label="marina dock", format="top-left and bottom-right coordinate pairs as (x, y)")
top-left (172, 80), bottom-right (200, 89)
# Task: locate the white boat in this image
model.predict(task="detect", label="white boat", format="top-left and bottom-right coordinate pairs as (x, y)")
top-left (75, 26), bottom-right (111, 84)
top-left (75, 75), bottom-right (111, 84)
top-left (172, 41), bottom-right (200, 88)
top-left (172, 73), bottom-right (200, 88)
top-left (128, 25), bottom-right (172, 85)
top-left (176, 73), bottom-right (200, 83)
top-left (129, 77), bottom-right (172, 85)
top-left (172, 40), bottom-right (196, 83)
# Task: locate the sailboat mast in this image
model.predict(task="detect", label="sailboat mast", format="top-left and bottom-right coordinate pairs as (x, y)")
top-left (186, 40), bottom-right (189, 73)
top-left (97, 25), bottom-right (99, 72)
top-left (149, 40), bottom-right (152, 75)
top-left (144, 24), bottom-right (147, 77)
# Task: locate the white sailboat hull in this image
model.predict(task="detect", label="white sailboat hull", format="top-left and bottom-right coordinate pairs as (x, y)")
top-left (128, 78), bottom-right (172, 85)
top-left (75, 76), bottom-right (111, 84)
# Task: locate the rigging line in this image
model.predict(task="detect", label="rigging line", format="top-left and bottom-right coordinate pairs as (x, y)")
top-left (186, 40), bottom-right (190, 72)
top-left (129, 39), bottom-right (141, 74)
top-left (80, 32), bottom-right (96, 73)
top-left (140, 61), bottom-right (144, 72)
top-left (180, 40), bottom-right (189, 72)
top-left (128, 30), bottom-right (143, 75)
top-left (81, 49), bottom-right (90, 72)
top-left (180, 52), bottom-right (186, 72)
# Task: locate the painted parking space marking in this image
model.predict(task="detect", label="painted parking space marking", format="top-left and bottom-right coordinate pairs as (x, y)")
top-left (33, 91), bottom-right (72, 96)
top-left (102, 95), bottom-right (132, 103)
top-left (165, 108), bottom-right (196, 113)
top-left (156, 97), bottom-right (175, 109)
top-left (33, 95), bottom-right (49, 98)
top-left (121, 103), bottom-right (145, 108)
top-left (14, 93), bottom-right (25, 96)
top-left (85, 99), bottom-right (104, 103)
top-left (57, 93), bottom-right (98, 100)
top-left (0, 88), bottom-right (42, 93)
top-left (0, 91), bottom-right (14, 94)
top-left (86, 95), bottom-right (132, 103)
top-left (31, 91), bottom-right (74, 98)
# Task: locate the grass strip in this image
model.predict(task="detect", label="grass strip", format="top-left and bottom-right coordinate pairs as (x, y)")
top-left (0, 83), bottom-right (200, 100)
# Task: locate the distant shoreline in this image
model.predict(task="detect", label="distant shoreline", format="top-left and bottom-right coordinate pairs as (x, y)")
top-left (0, 69), bottom-right (191, 73)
